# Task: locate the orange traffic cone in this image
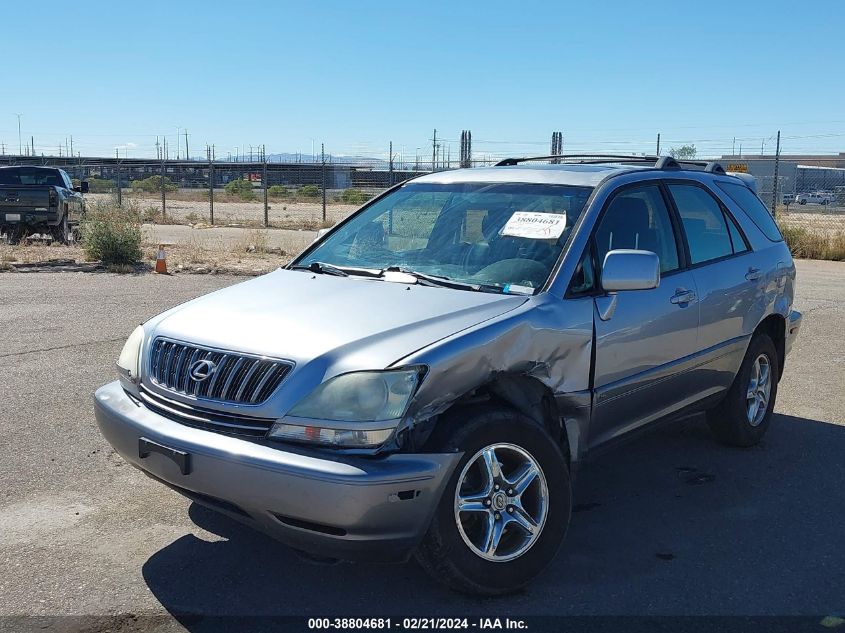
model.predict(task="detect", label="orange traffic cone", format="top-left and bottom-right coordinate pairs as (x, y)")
top-left (155, 244), bottom-right (168, 274)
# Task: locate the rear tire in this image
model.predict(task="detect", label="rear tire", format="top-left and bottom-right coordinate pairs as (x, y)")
top-left (415, 407), bottom-right (571, 595)
top-left (51, 214), bottom-right (70, 245)
top-left (6, 225), bottom-right (26, 245)
top-left (707, 333), bottom-right (779, 447)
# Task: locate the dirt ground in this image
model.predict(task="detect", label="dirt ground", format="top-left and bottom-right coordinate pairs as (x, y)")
top-left (0, 229), bottom-right (297, 276)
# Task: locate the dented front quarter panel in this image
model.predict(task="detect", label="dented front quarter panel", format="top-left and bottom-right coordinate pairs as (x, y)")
top-left (394, 292), bottom-right (595, 458)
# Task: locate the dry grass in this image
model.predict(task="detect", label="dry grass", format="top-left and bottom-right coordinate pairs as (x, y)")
top-left (779, 224), bottom-right (845, 261)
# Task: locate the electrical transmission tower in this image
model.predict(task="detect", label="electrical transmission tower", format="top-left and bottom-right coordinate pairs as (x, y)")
top-left (550, 132), bottom-right (563, 163)
top-left (459, 130), bottom-right (472, 168)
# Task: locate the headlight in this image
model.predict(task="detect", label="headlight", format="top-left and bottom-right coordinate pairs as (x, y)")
top-left (268, 368), bottom-right (424, 448)
top-left (116, 325), bottom-right (144, 384)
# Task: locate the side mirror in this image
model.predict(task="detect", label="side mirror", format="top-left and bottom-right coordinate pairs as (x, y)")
top-left (601, 249), bottom-right (660, 292)
top-left (314, 226), bottom-right (332, 243)
top-left (79, 181), bottom-right (90, 194)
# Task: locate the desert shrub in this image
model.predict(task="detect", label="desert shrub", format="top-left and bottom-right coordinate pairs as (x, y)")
top-left (140, 206), bottom-right (163, 224)
top-left (85, 177), bottom-right (115, 193)
top-left (225, 179), bottom-right (257, 200)
top-left (297, 184), bottom-right (320, 198)
top-left (339, 188), bottom-right (372, 205)
top-left (131, 175), bottom-right (177, 193)
top-left (81, 201), bottom-right (142, 265)
top-left (268, 185), bottom-right (289, 197)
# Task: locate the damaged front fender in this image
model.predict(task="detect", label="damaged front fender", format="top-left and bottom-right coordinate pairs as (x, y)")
top-left (391, 292), bottom-right (594, 460)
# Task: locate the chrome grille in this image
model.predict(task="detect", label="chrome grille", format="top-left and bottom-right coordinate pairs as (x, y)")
top-left (148, 339), bottom-right (293, 404)
top-left (138, 385), bottom-right (274, 437)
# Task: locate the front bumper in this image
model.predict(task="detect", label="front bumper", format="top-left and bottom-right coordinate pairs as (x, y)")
top-left (94, 381), bottom-right (460, 562)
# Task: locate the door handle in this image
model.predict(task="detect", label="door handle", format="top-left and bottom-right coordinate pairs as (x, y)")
top-left (745, 267), bottom-right (762, 281)
top-left (670, 289), bottom-right (696, 305)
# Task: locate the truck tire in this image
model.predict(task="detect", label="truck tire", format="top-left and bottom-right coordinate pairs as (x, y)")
top-left (707, 333), bottom-right (779, 447)
top-left (51, 214), bottom-right (70, 245)
top-left (415, 407), bottom-right (571, 595)
top-left (6, 225), bottom-right (26, 245)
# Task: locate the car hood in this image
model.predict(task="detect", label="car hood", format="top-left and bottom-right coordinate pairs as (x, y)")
top-left (149, 268), bottom-right (528, 374)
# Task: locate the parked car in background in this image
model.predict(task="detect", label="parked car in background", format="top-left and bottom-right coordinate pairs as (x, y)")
top-left (795, 191), bottom-right (833, 205)
top-left (95, 155), bottom-right (801, 595)
top-left (0, 166), bottom-right (87, 244)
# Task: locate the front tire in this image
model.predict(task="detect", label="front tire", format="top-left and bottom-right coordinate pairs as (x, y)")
top-left (415, 408), bottom-right (571, 595)
top-left (707, 333), bottom-right (779, 447)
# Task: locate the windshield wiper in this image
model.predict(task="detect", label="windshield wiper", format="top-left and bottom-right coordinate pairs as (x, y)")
top-left (290, 261), bottom-right (349, 276)
top-left (382, 266), bottom-right (504, 293)
top-left (291, 261), bottom-right (385, 278)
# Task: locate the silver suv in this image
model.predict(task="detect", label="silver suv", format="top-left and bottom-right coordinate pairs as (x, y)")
top-left (95, 155), bottom-right (802, 595)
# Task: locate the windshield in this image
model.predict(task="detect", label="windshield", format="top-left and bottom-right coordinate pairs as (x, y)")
top-left (296, 182), bottom-right (592, 292)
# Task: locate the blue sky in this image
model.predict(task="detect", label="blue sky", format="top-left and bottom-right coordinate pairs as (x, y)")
top-left (2, 0), bottom-right (844, 161)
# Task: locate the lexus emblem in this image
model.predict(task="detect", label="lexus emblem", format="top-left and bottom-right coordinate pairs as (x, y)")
top-left (189, 359), bottom-right (217, 382)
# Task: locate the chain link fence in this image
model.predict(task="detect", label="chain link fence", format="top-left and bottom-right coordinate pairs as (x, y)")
top-left (2, 153), bottom-right (843, 257)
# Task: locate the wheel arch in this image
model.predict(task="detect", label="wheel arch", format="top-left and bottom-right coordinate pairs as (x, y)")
top-left (755, 313), bottom-right (786, 380)
top-left (421, 373), bottom-right (574, 466)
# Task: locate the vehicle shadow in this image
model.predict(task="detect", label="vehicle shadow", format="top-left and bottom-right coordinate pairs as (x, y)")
top-left (142, 413), bottom-right (845, 624)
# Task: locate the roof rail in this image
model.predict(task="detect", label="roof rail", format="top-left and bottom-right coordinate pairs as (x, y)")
top-left (654, 156), bottom-right (680, 170)
top-left (494, 153), bottom-right (725, 174)
top-left (495, 154), bottom-right (657, 167)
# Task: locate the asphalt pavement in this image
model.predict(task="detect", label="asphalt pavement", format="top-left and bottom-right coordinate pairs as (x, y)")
top-left (0, 260), bottom-right (843, 629)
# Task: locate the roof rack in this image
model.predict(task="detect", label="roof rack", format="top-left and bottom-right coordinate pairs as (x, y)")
top-left (494, 153), bottom-right (725, 173)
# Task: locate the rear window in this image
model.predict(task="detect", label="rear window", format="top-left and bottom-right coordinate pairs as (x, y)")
top-left (716, 181), bottom-right (783, 242)
top-left (0, 168), bottom-right (64, 186)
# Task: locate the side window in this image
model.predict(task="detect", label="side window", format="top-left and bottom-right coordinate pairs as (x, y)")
top-left (594, 185), bottom-right (679, 274)
top-left (668, 184), bottom-right (733, 264)
top-left (725, 211), bottom-right (749, 253)
top-left (716, 181), bottom-right (783, 242)
top-left (568, 245), bottom-right (596, 294)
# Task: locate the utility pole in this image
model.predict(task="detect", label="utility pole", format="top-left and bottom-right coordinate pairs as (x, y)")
top-left (771, 130), bottom-right (781, 217)
top-left (263, 149), bottom-right (268, 227)
top-left (389, 141), bottom-right (394, 186)
top-left (656, 133), bottom-right (661, 156)
top-left (321, 143), bottom-right (327, 223)
top-left (184, 129), bottom-right (189, 161)
top-left (15, 114), bottom-right (22, 155)
top-left (208, 145), bottom-right (214, 225)
top-left (175, 127), bottom-right (180, 160)
top-left (155, 137), bottom-right (161, 160)
top-left (432, 129), bottom-right (437, 172)
top-left (70, 135), bottom-right (73, 158)
top-left (31, 136), bottom-right (34, 157)
top-left (732, 137), bottom-right (736, 156)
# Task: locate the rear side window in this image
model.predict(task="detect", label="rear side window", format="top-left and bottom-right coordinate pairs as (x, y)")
top-left (725, 211), bottom-right (749, 253)
top-left (668, 184), bottom-right (733, 265)
top-left (716, 181), bottom-right (783, 242)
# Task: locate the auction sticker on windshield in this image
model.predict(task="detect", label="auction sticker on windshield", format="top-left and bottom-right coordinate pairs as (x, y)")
top-left (501, 211), bottom-right (567, 239)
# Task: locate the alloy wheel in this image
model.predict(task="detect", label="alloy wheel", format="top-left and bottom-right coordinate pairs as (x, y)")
top-left (453, 443), bottom-right (548, 562)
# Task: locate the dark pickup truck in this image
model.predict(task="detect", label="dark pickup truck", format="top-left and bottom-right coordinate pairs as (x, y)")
top-left (0, 166), bottom-right (88, 244)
